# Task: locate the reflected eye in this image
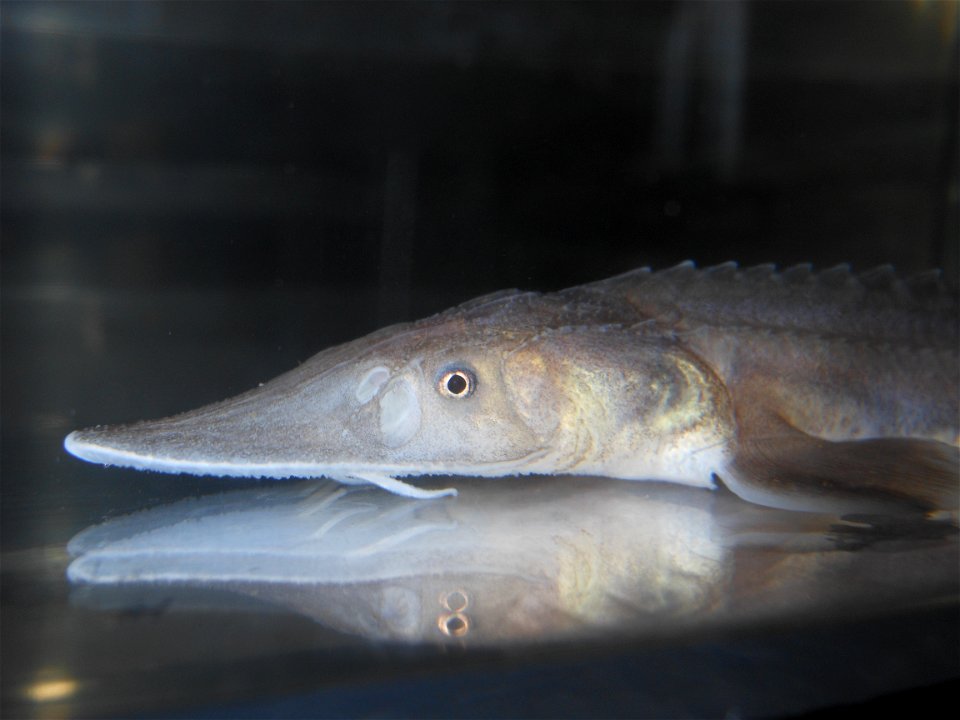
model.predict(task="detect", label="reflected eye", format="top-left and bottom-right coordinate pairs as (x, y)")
top-left (438, 368), bottom-right (476, 398)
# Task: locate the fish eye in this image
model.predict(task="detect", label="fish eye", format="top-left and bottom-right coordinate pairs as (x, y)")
top-left (437, 368), bottom-right (476, 398)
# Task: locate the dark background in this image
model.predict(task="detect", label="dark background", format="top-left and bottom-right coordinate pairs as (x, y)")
top-left (2, 1), bottom-right (958, 717)
top-left (4, 2), bottom-right (958, 297)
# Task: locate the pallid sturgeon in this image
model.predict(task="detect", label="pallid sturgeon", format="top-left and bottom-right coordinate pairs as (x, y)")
top-left (65, 262), bottom-right (959, 515)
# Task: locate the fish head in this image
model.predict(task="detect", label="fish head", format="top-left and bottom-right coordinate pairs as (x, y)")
top-left (324, 319), bottom-right (557, 474)
top-left (63, 293), bottom-right (557, 487)
top-left (65, 291), bottom-right (732, 495)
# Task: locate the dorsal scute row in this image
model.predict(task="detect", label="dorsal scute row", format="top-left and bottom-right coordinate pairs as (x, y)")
top-left (573, 261), bottom-right (957, 346)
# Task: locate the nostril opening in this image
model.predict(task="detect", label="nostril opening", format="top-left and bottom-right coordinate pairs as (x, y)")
top-left (356, 366), bottom-right (391, 404)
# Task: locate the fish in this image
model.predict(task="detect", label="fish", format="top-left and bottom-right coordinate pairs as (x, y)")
top-left (64, 262), bottom-right (959, 515)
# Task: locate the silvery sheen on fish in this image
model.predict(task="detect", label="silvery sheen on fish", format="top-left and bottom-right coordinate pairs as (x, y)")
top-left (65, 262), bottom-right (959, 515)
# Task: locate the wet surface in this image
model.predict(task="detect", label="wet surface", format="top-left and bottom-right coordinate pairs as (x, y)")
top-left (4, 497), bottom-right (958, 718)
top-left (63, 478), bottom-right (959, 645)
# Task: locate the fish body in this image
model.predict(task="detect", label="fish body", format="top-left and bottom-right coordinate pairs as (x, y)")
top-left (65, 262), bottom-right (959, 514)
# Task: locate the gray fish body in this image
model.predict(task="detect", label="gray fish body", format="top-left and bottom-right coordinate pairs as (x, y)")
top-left (599, 263), bottom-right (957, 443)
top-left (65, 262), bottom-right (959, 513)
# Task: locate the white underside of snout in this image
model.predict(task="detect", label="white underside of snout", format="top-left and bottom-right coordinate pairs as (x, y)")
top-left (64, 431), bottom-right (457, 498)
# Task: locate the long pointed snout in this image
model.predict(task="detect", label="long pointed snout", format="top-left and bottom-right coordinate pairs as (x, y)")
top-left (65, 380), bottom-right (343, 479)
top-left (63, 336), bottom-right (407, 480)
top-left (63, 290), bottom-right (564, 501)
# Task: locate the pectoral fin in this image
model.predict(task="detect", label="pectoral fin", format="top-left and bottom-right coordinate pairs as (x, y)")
top-left (722, 415), bottom-right (959, 517)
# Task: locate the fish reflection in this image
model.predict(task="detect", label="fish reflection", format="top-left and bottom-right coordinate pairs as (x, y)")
top-left (66, 477), bottom-right (958, 644)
